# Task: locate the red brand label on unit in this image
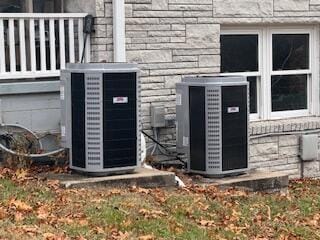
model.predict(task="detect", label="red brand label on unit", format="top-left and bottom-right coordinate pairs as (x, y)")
top-left (227, 107), bottom-right (240, 113)
top-left (113, 97), bottom-right (128, 104)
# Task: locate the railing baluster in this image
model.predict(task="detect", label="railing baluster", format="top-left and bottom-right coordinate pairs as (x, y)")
top-left (0, 19), bottom-right (5, 73)
top-left (68, 19), bottom-right (75, 63)
top-left (59, 18), bottom-right (66, 69)
top-left (78, 18), bottom-right (84, 62)
top-left (39, 18), bottom-right (46, 71)
top-left (0, 14), bottom-right (88, 79)
top-left (19, 19), bottom-right (26, 72)
top-left (49, 19), bottom-right (56, 71)
top-left (8, 19), bottom-right (16, 72)
top-left (29, 19), bottom-right (36, 72)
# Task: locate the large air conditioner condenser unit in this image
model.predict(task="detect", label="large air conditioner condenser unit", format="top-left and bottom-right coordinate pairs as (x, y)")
top-left (60, 63), bottom-right (141, 175)
top-left (176, 76), bottom-right (249, 176)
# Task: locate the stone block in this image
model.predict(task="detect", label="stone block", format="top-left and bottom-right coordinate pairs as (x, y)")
top-left (105, 3), bottom-right (112, 17)
top-left (213, 0), bottom-right (273, 17)
top-left (173, 49), bottom-right (220, 56)
top-left (95, 0), bottom-right (105, 17)
top-left (169, 5), bottom-right (212, 11)
top-left (126, 18), bottom-right (159, 25)
top-left (127, 24), bottom-right (171, 31)
top-left (172, 55), bottom-right (198, 62)
top-left (250, 143), bottom-right (278, 156)
top-left (279, 135), bottom-right (299, 147)
top-left (170, 37), bottom-right (186, 43)
top-left (171, 24), bottom-right (186, 31)
top-left (149, 67), bottom-right (219, 76)
top-left (274, 0), bottom-right (309, 11)
top-left (94, 25), bottom-right (107, 38)
top-left (159, 18), bottom-right (198, 24)
top-left (199, 55), bottom-right (220, 67)
top-left (279, 146), bottom-right (299, 158)
top-left (257, 136), bottom-right (278, 144)
top-left (141, 83), bottom-right (165, 90)
top-left (164, 75), bottom-right (182, 88)
top-left (127, 50), bottom-right (172, 63)
top-left (288, 157), bottom-right (300, 164)
top-left (271, 163), bottom-right (299, 172)
top-left (152, 0), bottom-right (168, 10)
top-left (133, 10), bottom-right (183, 18)
top-left (250, 154), bottom-right (279, 163)
top-left (169, 0), bottom-right (212, 4)
top-left (148, 30), bottom-right (185, 37)
top-left (186, 24), bottom-right (220, 45)
top-left (310, 0), bottom-right (320, 4)
top-left (303, 161), bottom-right (320, 178)
top-left (133, 4), bottom-right (152, 11)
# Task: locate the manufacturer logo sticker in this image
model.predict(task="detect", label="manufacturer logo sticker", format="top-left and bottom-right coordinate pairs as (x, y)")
top-left (227, 107), bottom-right (240, 113)
top-left (113, 97), bottom-right (128, 104)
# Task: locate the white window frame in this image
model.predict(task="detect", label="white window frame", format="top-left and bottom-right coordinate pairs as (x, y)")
top-left (220, 26), bottom-right (319, 121)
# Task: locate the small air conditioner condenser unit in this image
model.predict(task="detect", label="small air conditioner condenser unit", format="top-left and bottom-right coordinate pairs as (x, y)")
top-left (176, 76), bottom-right (249, 177)
top-left (60, 63), bottom-right (141, 175)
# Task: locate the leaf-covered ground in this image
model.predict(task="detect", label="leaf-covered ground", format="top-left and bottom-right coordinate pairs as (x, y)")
top-left (0, 167), bottom-right (320, 240)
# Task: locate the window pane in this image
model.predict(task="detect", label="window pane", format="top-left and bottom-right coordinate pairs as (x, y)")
top-left (221, 35), bottom-right (258, 73)
top-left (273, 34), bottom-right (309, 71)
top-left (271, 74), bottom-right (307, 112)
top-left (248, 77), bottom-right (258, 114)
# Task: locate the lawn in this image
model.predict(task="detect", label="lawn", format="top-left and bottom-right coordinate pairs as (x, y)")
top-left (0, 167), bottom-right (320, 240)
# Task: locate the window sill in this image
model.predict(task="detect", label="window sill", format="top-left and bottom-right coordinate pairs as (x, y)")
top-left (249, 116), bottom-right (320, 136)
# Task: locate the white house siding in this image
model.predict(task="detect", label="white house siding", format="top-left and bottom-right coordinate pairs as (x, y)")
top-left (91, 0), bottom-right (320, 178)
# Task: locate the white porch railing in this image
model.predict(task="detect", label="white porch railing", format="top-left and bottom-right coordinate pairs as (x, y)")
top-left (0, 13), bottom-right (90, 80)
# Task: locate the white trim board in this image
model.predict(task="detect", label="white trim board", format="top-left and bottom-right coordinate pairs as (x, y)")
top-left (0, 81), bottom-right (59, 95)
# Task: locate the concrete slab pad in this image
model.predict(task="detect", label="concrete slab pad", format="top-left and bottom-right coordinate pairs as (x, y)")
top-left (195, 170), bottom-right (289, 193)
top-left (43, 168), bottom-right (176, 189)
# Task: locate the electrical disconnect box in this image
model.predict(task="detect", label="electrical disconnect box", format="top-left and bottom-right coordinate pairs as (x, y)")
top-left (176, 76), bottom-right (249, 176)
top-left (300, 134), bottom-right (318, 161)
top-left (60, 63), bottom-right (141, 175)
top-left (151, 105), bottom-right (166, 128)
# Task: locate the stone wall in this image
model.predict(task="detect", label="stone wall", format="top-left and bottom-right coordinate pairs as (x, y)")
top-left (92, 0), bottom-right (320, 178)
top-left (250, 117), bottom-right (320, 178)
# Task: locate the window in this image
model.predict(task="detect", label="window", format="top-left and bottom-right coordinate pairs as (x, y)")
top-left (0, 0), bottom-right (64, 13)
top-left (221, 26), bottom-right (319, 120)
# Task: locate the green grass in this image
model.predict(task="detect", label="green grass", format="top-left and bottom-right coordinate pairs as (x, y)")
top-left (0, 179), bottom-right (28, 201)
top-left (1, 176), bottom-right (320, 239)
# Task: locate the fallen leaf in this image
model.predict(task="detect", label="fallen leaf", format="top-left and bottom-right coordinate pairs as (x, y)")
top-left (43, 232), bottom-right (55, 239)
top-left (36, 205), bottom-right (50, 220)
top-left (130, 186), bottom-right (150, 194)
top-left (196, 219), bottom-right (215, 227)
top-left (20, 226), bottom-right (39, 234)
top-left (14, 212), bottom-right (24, 222)
top-left (57, 217), bottom-right (73, 224)
top-left (0, 207), bottom-right (7, 220)
top-left (14, 168), bottom-right (29, 180)
top-left (138, 209), bottom-right (167, 219)
top-left (95, 226), bottom-right (105, 234)
top-left (9, 199), bottom-right (32, 212)
top-left (47, 180), bottom-right (60, 190)
top-left (138, 235), bottom-right (154, 240)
